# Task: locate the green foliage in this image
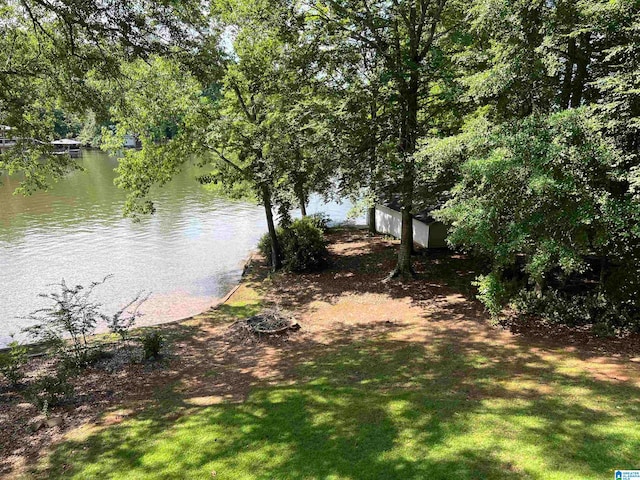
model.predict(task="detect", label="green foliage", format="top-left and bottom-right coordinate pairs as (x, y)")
top-left (140, 332), bottom-right (164, 360)
top-left (514, 289), bottom-right (639, 334)
top-left (4, 0), bottom-right (640, 330)
top-left (53, 110), bottom-right (83, 139)
top-left (23, 278), bottom-right (110, 368)
top-left (0, 0), bottom-right (200, 193)
top-left (281, 219), bottom-right (330, 272)
top-left (258, 230), bottom-right (278, 267)
top-left (78, 112), bottom-right (105, 148)
top-left (258, 218), bottom-right (330, 272)
top-left (0, 340), bottom-right (28, 386)
top-left (438, 109), bottom-right (640, 327)
top-left (24, 277), bottom-right (146, 366)
top-left (25, 370), bottom-right (74, 411)
top-left (306, 212), bottom-right (331, 232)
top-left (472, 273), bottom-right (508, 317)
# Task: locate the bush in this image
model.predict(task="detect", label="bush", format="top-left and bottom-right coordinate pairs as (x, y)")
top-left (23, 277), bottom-right (146, 367)
top-left (25, 370), bottom-right (74, 410)
top-left (258, 217), bottom-right (329, 272)
top-left (140, 332), bottom-right (164, 360)
top-left (23, 278), bottom-right (110, 367)
top-left (306, 212), bottom-right (331, 232)
top-left (473, 273), bottom-right (509, 317)
top-left (514, 289), bottom-right (639, 334)
top-left (0, 340), bottom-right (28, 386)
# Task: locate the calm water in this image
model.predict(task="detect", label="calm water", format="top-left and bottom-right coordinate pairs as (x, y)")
top-left (0, 151), bottom-right (359, 346)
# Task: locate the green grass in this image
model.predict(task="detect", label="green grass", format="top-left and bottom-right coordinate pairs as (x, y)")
top-left (37, 334), bottom-right (640, 479)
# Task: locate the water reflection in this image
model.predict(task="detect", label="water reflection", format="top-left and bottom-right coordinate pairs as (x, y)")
top-left (0, 151), bottom-right (362, 346)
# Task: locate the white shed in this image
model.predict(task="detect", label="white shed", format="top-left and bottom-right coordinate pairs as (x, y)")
top-left (123, 134), bottom-right (140, 148)
top-left (0, 125), bottom-right (16, 150)
top-left (371, 203), bottom-right (448, 249)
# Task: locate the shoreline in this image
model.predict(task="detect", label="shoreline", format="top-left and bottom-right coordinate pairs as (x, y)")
top-left (0, 250), bottom-right (257, 353)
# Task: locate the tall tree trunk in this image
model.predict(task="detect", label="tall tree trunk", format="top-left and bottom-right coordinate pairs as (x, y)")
top-left (369, 89), bottom-right (378, 235)
top-left (294, 149), bottom-right (307, 217)
top-left (298, 185), bottom-right (307, 217)
top-left (392, 161), bottom-right (415, 277)
top-left (395, 203), bottom-right (414, 275)
top-left (570, 32), bottom-right (591, 108)
top-left (262, 184), bottom-right (281, 271)
top-left (560, 37), bottom-right (576, 109)
top-left (391, 71), bottom-right (418, 278)
top-left (368, 205), bottom-right (376, 233)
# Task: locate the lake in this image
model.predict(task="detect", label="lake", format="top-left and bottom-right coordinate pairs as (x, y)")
top-left (0, 150), bottom-right (361, 346)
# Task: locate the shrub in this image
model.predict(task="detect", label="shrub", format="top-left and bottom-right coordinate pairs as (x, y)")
top-left (306, 212), bottom-right (331, 232)
top-left (23, 278), bottom-right (111, 367)
top-left (0, 340), bottom-right (28, 386)
top-left (23, 277), bottom-right (147, 367)
top-left (473, 273), bottom-right (508, 317)
top-left (258, 218), bottom-right (329, 272)
top-left (281, 218), bottom-right (330, 272)
top-left (25, 370), bottom-right (74, 410)
top-left (514, 289), bottom-right (639, 333)
top-left (140, 332), bottom-right (164, 360)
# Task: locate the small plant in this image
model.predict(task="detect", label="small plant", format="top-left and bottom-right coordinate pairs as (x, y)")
top-left (23, 277), bottom-right (112, 368)
top-left (25, 370), bottom-right (74, 410)
top-left (0, 339), bottom-right (28, 386)
top-left (108, 292), bottom-right (149, 341)
top-left (473, 273), bottom-right (508, 317)
top-left (140, 332), bottom-right (164, 360)
top-left (23, 276), bottom-right (147, 368)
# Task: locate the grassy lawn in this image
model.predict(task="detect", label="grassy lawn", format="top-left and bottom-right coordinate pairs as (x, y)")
top-left (28, 232), bottom-right (640, 479)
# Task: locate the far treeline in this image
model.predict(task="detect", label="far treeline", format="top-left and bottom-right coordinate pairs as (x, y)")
top-left (1, 0), bottom-right (639, 331)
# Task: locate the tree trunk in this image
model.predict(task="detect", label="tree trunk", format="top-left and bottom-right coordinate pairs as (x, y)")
top-left (298, 187), bottom-right (307, 217)
top-left (368, 205), bottom-right (376, 233)
top-left (570, 32), bottom-right (591, 108)
top-left (560, 36), bottom-right (576, 109)
top-left (262, 185), bottom-right (281, 271)
top-left (390, 71), bottom-right (418, 278)
top-left (393, 205), bottom-right (414, 277)
top-left (599, 257), bottom-right (608, 288)
top-left (368, 91), bottom-right (378, 236)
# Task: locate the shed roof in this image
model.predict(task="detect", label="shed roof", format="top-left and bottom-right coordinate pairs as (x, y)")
top-left (382, 195), bottom-right (441, 224)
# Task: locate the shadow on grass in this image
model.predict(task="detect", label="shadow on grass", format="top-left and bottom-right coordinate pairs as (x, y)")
top-left (41, 321), bottom-right (640, 480)
top-left (30, 230), bottom-right (640, 479)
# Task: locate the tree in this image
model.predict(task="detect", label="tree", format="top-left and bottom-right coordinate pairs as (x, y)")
top-left (103, 0), bottom-right (338, 271)
top-left (329, 46), bottom-right (395, 233)
top-left (311, 0), bottom-right (464, 277)
top-left (0, 0), bottom-right (207, 192)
